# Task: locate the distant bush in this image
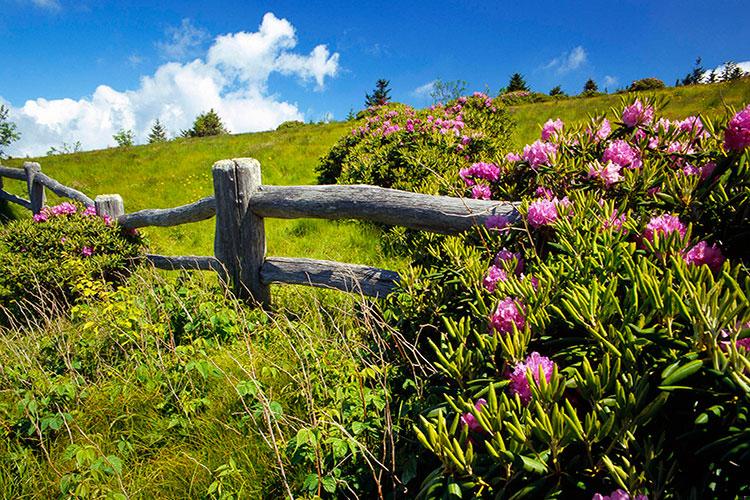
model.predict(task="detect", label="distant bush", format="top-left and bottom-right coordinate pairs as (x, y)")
top-left (276, 120), bottom-right (305, 131)
top-left (628, 77), bottom-right (666, 91)
top-left (181, 109), bottom-right (229, 138)
top-left (0, 202), bottom-right (144, 324)
top-left (113, 129), bottom-right (135, 147)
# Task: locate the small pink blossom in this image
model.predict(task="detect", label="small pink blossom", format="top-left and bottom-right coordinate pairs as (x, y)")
top-left (490, 297), bottom-right (525, 334)
top-left (522, 140), bottom-right (557, 168)
top-left (82, 205), bottom-right (97, 216)
top-left (588, 160), bottom-right (623, 187)
top-left (483, 265), bottom-right (508, 292)
top-left (541, 118), bottom-right (564, 141)
top-left (460, 162), bottom-right (500, 185)
top-left (602, 139), bottom-right (642, 169)
top-left (684, 241), bottom-right (725, 272)
top-left (677, 116), bottom-right (705, 137)
top-left (527, 198), bottom-right (562, 228)
top-left (460, 399), bottom-right (487, 434)
top-left (471, 184), bottom-right (492, 200)
top-left (622, 99), bottom-right (654, 127)
top-left (508, 352), bottom-right (555, 404)
top-left (33, 212), bottom-right (49, 222)
top-left (534, 186), bottom-right (554, 199)
top-left (592, 118), bottom-right (611, 142)
top-left (724, 104), bottom-right (750, 151)
top-left (682, 161), bottom-right (716, 181)
top-left (592, 490), bottom-right (648, 500)
top-left (505, 152), bottom-right (521, 162)
top-left (50, 202), bottom-right (77, 216)
top-left (602, 209), bottom-right (627, 232)
top-left (484, 215), bottom-right (509, 230)
top-left (494, 248), bottom-right (524, 275)
top-left (80, 246), bottom-right (94, 257)
top-left (642, 214), bottom-right (686, 244)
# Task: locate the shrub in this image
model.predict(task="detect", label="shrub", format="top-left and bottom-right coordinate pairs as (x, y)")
top-left (113, 129), bottom-right (135, 147)
top-left (276, 120), bottom-right (305, 131)
top-left (0, 202), bottom-right (144, 324)
top-left (181, 109), bottom-right (229, 138)
top-left (628, 77), bottom-right (666, 92)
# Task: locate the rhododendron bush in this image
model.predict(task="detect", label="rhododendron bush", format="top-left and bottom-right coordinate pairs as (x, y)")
top-left (0, 202), bottom-right (144, 323)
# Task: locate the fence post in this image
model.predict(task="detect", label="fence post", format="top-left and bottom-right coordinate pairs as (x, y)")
top-left (95, 194), bottom-right (125, 220)
top-left (212, 158), bottom-right (270, 307)
top-left (23, 162), bottom-right (45, 214)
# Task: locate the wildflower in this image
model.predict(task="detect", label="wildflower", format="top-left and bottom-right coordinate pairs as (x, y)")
top-left (677, 116), bottom-right (705, 137)
top-left (642, 214), bottom-right (686, 244)
top-left (724, 104), bottom-right (750, 150)
top-left (508, 352), bottom-right (555, 404)
top-left (471, 185), bottom-right (492, 200)
top-left (527, 198), bottom-right (566, 228)
top-left (81, 246), bottom-right (94, 257)
top-left (505, 152), bottom-right (521, 162)
top-left (593, 118), bottom-right (611, 141)
top-left (50, 202), bottom-right (77, 216)
top-left (682, 161), bottom-right (716, 181)
top-left (588, 160), bottom-right (623, 187)
top-left (484, 215), bottom-right (509, 230)
top-left (33, 212), bottom-right (49, 223)
top-left (522, 140), bottom-right (557, 168)
top-left (483, 265), bottom-right (508, 292)
top-left (592, 490), bottom-right (648, 500)
top-left (622, 99), bottom-right (654, 127)
top-left (83, 205), bottom-right (97, 216)
top-left (684, 240), bottom-right (725, 272)
top-left (494, 248), bottom-right (524, 274)
top-left (490, 297), bottom-right (525, 334)
top-left (459, 162), bottom-right (500, 185)
top-left (602, 139), bottom-right (642, 169)
top-left (460, 399), bottom-right (487, 433)
top-left (534, 186), bottom-right (554, 199)
top-left (541, 118), bottom-right (564, 141)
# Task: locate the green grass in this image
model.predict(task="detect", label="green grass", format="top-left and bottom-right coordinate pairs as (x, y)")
top-left (508, 79), bottom-right (750, 147)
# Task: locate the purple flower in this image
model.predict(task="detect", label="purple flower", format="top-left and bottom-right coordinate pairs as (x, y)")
top-left (602, 140), bottom-right (642, 169)
top-left (541, 118), bottom-right (564, 141)
top-left (505, 152), bottom-right (521, 162)
top-left (527, 198), bottom-right (563, 228)
top-left (82, 205), bottom-right (97, 216)
top-left (50, 202), bottom-right (78, 216)
top-left (588, 160), bottom-right (623, 187)
top-left (459, 162), bottom-right (501, 186)
top-left (522, 140), bottom-right (557, 168)
top-left (602, 209), bottom-right (627, 232)
top-left (684, 241), bottom-right (725, 272)
top-left (724, 104), bottom-right (750, 151)
top-left (460, 399), bottom-right (487, 434)
top-left (80, 246), bottom-right (94, 257)
top-left (677, 116), bottom-right (705, 137)
top-left (593, 490), bottom-right (648, 500)
top-left (508, 352), bottom-right (555, 404)
top-left (471, 184), bottom-right (492, 200)
top-left (483, 265), bottom-right (508, 292)
top-left (33, 212), bottom-right (49, 223)
top-left (494, 248), bottom-right (524, 274)
top-left (484, 215), bottom-right (509, 230)
top-left (642, 214), bottom-right (686, 244)
top-left (622, 99), bottom-right (654, 127)
top-left (490, 297), bottom-right (525, 334)
top-left (534, 186), bottom-right (554, 199)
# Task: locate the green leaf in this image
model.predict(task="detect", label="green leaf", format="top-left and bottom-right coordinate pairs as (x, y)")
top-left (661, 359), bottom-right (703, 386)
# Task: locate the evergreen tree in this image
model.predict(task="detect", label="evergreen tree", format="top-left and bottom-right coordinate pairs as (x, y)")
top-left (0, 105), bottom-right (20, 159)
top-left (148, 119), bottom-right (168, 143)
top-left (721, 61), bottom-right (745, 81)
top-left (549, 85), bottom-right (565, 96)
top-left (582, 78), bottom-right (599, 95)
top-left (182, 109), bottom-right (229, 138)
top-left (113, 129), bottom-right (134, 147)
top-left (364, 79), bottom-right (391, 107)
top-left (506, 73), bottom-right (529, 92)
top-left (681, 57), bottom-right (705, 85)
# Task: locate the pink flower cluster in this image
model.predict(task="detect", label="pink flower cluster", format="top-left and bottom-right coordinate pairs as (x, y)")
top-left (622, 99), bottom-right (654, 128)
top-left (508, 352), bottom-right (555, 404)
top-left (593, 490), bottom-right (648, 500)
top-left (490, 297), bottom-right (525, 334)
top-left (724, 104), bottom-right (750, 151)
top-left (602, 139), bottom-right (642, 169)
top-left (33, 202), bottom-right (87, 222)
top-left (484, 249), bottom-right (523, 292)
top-left (460, 398), bottom-right (487, 433)
top-left (484, 214), bottom-right (509, 230)
top-left (684, 240), bottom-right (725, 272)
top-left (642, 214), bottom-right (686, 244)
top-left (602, 208), bottom-right (627, 232)
top-left (459, 162), bottom-right (500, 185)
top-left (541, 118), bottom-right (564, 141)
top-left (527, 197), bottom-right (570, 228)
top-left (588, 160), bottom-right (623, 187)
top-left (522, 140), bottom-right (557, 168)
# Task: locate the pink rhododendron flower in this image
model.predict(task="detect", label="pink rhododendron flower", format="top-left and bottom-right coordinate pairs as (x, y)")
top-left (508, 352), bottom-right (555, 404)
top-left (642, 214), bottom-right (686, 244)
top-left (471, 184), bottom-right (492, 200)
top-left (724, 104), bottom-right (750, 151)
top-left (527, 198), bottom-right (570, 228)
top-left (684, 240), bottom-right (725, 272)
top-left (541, 118), bottom-right (564, 141)
top-left (682, 161), bottom-right (716, 181)
top-left (505, 152), bottom-right (521, 162)
top-left (483, 265), bottom-right (508, 292)
top-left (534, 186), bottom-right (554, 199)
top-left (494, 248), bottom-right (524, 274)
top-left (678, 116), bottom-right (705, 137)
top-left (592, 490), bottom-right (648, 500)
top-left (81, 246), bottom-right (94, 257)
top-left (602, 139), bottom-right (642, 169)
top-left (33, 212), bottom-right (49, 222)
top-left (83, 205), bottom-right (97, 216)
top-left (588, 160), bottom-right (623, 187)
top-left (622, 99), bottom-right (654, 127)
top-left (647, 186), bottom-right (661, 197)
top-left (50, 202), bottom-right (77, 216)
top-left (460, 399), bottom-right (487, 433)
top-left (490, 297), bottom-right (525, 334)
top-left (460, 162), bottom-right (500, 185)
top-left (522, 140), bottom-right (557, 168)
top-left (484, 215), bottom-right (509, 230)
top-left (587, 118), bottom-right (612, 142)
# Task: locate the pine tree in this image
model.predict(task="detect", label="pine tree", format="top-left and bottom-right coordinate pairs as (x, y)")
top-left (506, 73), bottom-right (529, 92)
top-left (681, 57), bottom-right (705, 85)
top-left (364, 79), bottom-right (391, 107)
top-left (549, 85), bottom-right (565, 97)
top-left (582, 78), bottom-right (599, 95)
top-left (148, 119), bottom-right (168, 143)
top-left (181, 109), bottom-right (229, 138)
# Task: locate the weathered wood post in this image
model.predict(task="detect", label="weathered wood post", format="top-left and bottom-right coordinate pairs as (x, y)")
top-left (212, 158), bottom-right (270, 307)
top-left (23, 162), bottom-right (45, 214)
top-left (95, 194), bottom-right (125, 220)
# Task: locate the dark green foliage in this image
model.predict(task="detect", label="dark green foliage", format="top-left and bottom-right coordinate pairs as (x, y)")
top-left (681, 57), bottom-right (705, 86)
top-left (181, 109), bottom-right (229, 138)
top-left (276, 120), bottom-right (305, 131)
top-left (582, 78), bottom-right (600, 95)
top-left (506, 73), bottom-right (529, 93)
top-left (113, 129), bottom-right (135, 147)
top-left (549, 85), bottom-right (565, 97)
top-left (722, 61), bottom-right (747, 82)
top-left (147, 119), bottom-right (168, 143)
top-left (628, 77), bottom-right (666, 92)
top-left (0, 104), bottom-right (20, 159)
top-left (365, 79), bottom-right (391, 107)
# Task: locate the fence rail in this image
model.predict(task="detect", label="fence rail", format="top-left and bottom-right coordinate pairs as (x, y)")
top-left (1, 158), bottom-right (520, 306)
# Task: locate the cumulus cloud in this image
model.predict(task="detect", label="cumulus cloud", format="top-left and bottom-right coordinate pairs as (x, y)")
top-left (3, 12), bottom-right (340, 156)
top-left (156, 18), bottom-right (210, 61)
top-left (702, 60), bottom-right (750, 81)
top-left (543, 46), bottom-right (588, 74)
top-left (412, 80), bottom-right (436, 98)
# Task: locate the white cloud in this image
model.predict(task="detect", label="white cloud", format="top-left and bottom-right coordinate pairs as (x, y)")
top-left (543, 46), bottom-right (588, 74)
top-left (156, 18), bottom-right (210, 61)
top-left (702, 60), bottom-right (750, 81)
top-left (603, 75), bottom-right (618, 87)
top-left (3, 12), bottom-right (340, 156)
top-left (29, 0), bottom-right (61, 11)
top-left (127, 54), bottom-right (143, 66)
top-left (412, 80), bottom-right (436, 98)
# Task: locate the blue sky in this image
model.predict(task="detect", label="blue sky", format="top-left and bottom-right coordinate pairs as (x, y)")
top-left (1, 0), bottom-right (748, 155)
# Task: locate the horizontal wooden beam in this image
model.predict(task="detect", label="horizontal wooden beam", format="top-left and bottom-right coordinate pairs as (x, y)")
top-left (145, 253), bottom-right (221, 272)
top-left (0, 165), bottom-right (27, 181)
top-left (0, 189), bottom-right (32, 210)
top-left (119, 196), bottom-right (216, 229)
top-left (35, 172), bottom-right (94, 206)
top-left (250, 185), bottom-right (519, 234)
top-left (260, 256), bottom-right (399, 297)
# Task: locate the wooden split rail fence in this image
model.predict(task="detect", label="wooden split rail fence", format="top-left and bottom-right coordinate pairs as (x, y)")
top-left (1, 158), bottom-right (520, 307)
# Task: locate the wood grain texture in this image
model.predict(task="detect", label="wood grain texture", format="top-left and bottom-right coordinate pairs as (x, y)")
top-left (0, 165), bottom-right (27, 181)
top-left (24, 162), bottom-right (45, 214)
top-left (260, 256), bottom-right (399, 297)
top-left (146, 254), bottom-right (221, 272)
top-left (118, 196), bottom-right (215, 229)
top-left (95, 194), bottom-right (125, 219)
top-left (0, 189), bottom-right (32, 210)
top-left (250, 184), bottom-right (520, 234)
top-left (35, 172), bottom-right (94, 206)
top-left (213, 158), bottom-right (270, 306)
